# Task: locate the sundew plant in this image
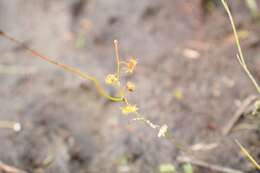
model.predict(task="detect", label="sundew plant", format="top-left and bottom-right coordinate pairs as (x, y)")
top-left (0, 30), bottom-right (168, 138)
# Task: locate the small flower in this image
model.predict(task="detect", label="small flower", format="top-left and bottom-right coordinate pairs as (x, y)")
top-left (125, 57), bottom-right (137, 74)
top-left (120, 104), bottom-right (138, 115)
top-left (158, 124), bottom-right (168, 138)
top-left (126, 81), bottom-right (136, 92)
top-left (105, 74), bottom-right (120, 86)
top-left (173, 88), bottom-right (183, 100)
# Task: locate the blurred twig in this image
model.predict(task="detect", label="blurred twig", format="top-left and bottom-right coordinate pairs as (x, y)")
top-left (0, 121), bottom-right (21, 132)
top-left (177, 156), bottom-right (244, 173)
top-left (0, 161), bottom-right (27, 173)
top-left (222, 95), bottom-right (257, 135)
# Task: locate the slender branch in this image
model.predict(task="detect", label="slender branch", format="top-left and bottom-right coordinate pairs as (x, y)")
top-left (0, 30), bottom-right (123, 102)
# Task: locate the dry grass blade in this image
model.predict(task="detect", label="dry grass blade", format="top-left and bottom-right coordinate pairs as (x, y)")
top-left (235, 140), bottom-right (260, 170)
top-left (221, 0), bottom-right (260, 94)
top-left (221, 1), bottom-right (260, 169)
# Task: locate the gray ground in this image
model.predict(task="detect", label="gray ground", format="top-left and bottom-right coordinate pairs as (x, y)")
top-left (0, 0), bottom-right (259, 173)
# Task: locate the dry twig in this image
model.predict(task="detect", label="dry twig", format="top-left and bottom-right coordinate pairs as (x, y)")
top-left (177, 156), bottom-right (244, 173)
top-left (0, 161), bottom-right (27, 173)
top-left (222, 95), bottom-right (257, 135)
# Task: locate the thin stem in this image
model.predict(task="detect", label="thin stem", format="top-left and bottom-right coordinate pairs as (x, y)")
top-left (113, 40), bottom-right (120, 80)
top-left (0, 30), bottom-right (123, 102)
top-left (221, 0), bottom-right (260, 94)
top-left (134, 112), bottom-right (160, 129)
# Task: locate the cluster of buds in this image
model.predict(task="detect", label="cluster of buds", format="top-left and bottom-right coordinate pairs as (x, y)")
top-left (104, 40), bottom-right (137, 98)
top-left (105, 74), bottom-right (120, 86)
top-left (105, 58), bottom-right (137, 87)
top-left (121, 104), bottom-right (138, 115)
top-left (104, 40), bottom-right (138, 114)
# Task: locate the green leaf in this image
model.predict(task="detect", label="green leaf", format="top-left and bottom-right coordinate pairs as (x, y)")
top-left (159, 164), bottom-right (175, 173)
top-left (182, 163), bottom-right (193, 173)
top-left (245, 0), bottom-right (258, 17)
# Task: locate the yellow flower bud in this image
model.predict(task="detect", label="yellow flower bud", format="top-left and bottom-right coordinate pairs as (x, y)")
top-left (105, 74), bottom-right (120, 86)
top-left (126, 81), bottom-right (136, 92)
top-left (120, 104), bottom-right (138, 115)
top-left (126, 57), bottom-right (137, 74)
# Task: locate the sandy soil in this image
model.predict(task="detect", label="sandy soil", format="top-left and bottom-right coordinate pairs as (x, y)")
top-left (0, 0), bottom-right (259, 173)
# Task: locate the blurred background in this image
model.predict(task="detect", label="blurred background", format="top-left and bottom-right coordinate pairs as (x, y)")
top-left (0, 0), bottom-right (260, 173)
